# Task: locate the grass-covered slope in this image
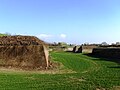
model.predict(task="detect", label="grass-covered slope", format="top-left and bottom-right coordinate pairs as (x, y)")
top-left (0, 52), bottom-right (119, 90)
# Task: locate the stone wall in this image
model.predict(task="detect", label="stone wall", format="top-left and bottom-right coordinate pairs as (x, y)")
top-left (72, 45), bottom-right (98, 53)
top-left (92, 48), bottom-right (120, 59)
top-left (82, 45), bottom-right (98, 53)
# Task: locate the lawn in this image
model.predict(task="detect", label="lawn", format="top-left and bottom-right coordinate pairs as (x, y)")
top-left (0, 52), bottom-right (119, 90)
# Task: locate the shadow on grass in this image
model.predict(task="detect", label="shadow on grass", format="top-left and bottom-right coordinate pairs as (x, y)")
top-left (66, 51), bottom-right (73, 53)
top-left (83, 53), bottom-right (120, 68)
top-left (66, 51), bottom-right (82, 53)
top-left (108, 66), bottom-right (120, 69)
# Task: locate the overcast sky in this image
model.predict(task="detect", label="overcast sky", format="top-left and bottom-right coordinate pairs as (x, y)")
top-left (0, 0), bottom-right (120, 44)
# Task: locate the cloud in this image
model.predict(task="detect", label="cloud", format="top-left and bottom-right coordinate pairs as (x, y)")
top-left (39, 34), bottom-right (52, 38)
top-left (37, 34), bottom-right (53, 39)
top-left (60, 34), bottom-right (67, 39)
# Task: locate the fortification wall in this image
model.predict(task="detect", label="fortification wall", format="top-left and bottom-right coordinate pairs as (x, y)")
top-left (82, 46), bottom-right (98, 53)
top-left (92, 48), bottom-right (120, 59)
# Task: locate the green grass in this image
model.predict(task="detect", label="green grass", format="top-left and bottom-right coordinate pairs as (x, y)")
top-left (0, 52), bottom-right (119, 90)
top-left (0, 33), bottom-right (8, 36)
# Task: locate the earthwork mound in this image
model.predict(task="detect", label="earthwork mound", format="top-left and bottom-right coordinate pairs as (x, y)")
top-left (0, 36), bottom-right (49, 70)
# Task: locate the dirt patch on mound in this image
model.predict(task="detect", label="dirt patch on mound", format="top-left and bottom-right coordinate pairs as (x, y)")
top-left (111, 86), bottom-right (120, 90)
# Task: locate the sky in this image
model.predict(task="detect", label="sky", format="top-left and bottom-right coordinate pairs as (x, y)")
top-left (0, 0), bottom-right (120, 44)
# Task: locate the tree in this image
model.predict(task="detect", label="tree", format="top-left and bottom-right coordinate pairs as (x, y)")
top-left (58, 42), bottom-right (67, 47)
top-left (116, 42), bottom-right (120, 45)
top-left (101, 42), bottom-right (108, 45)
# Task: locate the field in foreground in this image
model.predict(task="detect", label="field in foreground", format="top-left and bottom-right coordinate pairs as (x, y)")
top-left (0, 52), bottom-right (119, 90)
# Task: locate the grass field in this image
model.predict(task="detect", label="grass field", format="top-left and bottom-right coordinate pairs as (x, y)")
top-left (0, 33), bottom-right (7, 36)
top-left (0, 52), bottom-right (119, 90)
